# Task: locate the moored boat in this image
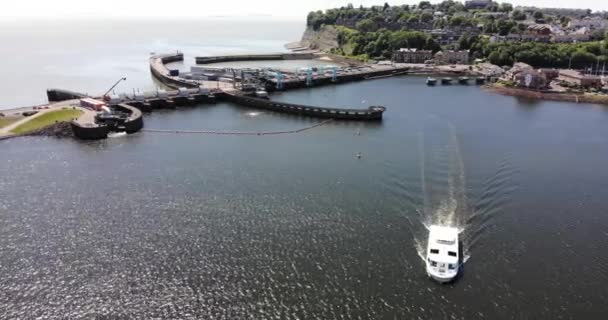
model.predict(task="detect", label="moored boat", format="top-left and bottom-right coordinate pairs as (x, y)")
top-left (441, 77), bottom-right (453, 85)
top-left (458, 76), bottom-right (469, 84)
top-left (426, 77), bottom-right (437, 86)
top-left (475, 77), bottom-right (486, 85)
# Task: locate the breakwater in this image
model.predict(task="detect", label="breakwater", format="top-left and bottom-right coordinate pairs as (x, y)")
top-left (47, 89), bottom-right (87, 102)
top-left (150, 53), bottom-right (387, 120)
top-left (222, 92), bottom-right (385, 120)
top-left (264, 67), bottom-right (411, 91)
top-left (149, 54), bottom-right (200, 89)
top-left (70, 103), bottom-right (143, 140)
top-left (195, 52), bottom-right (316, 65)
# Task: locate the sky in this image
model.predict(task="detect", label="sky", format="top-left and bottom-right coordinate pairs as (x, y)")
top-left (1, 0), bottom-right (606, 20)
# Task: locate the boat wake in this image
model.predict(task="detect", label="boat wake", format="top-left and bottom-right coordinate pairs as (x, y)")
top-left (409, 120), bottom-right (517, 265)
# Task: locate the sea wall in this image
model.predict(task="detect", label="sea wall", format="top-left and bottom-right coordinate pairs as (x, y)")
top-left (70, 122), bottom-right (110, 140)
top-left (486, 85), bottom-right (608, 105)
top-left (47, 89), bottom-right (87, 102)
top-left (114, 104), bottom-right (144, 133)
top-left (195, 53), bottom-right (316, 65)
top-left (221, 92), bottom-right (384, 120)
top-left (150, 54), bottom-right (199, 89)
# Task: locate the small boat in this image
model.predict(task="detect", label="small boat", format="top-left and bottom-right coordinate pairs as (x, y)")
top-left (426, 77), bottom-right (437, 86)
top-left (475, 77), bottom-right (486, 85)
top-left (426, 225), bottom-right (460, 283)
top-left (255, 90), bottom-right (269, 99)
top-left (458, 76), bottom-right (469, 84)
top-left (441, 77), bottom-right (453, 85)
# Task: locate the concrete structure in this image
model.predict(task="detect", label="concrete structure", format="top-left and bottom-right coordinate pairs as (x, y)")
top-left (391, 48), bottom-right (433, 64)
top-left (151, 53), bottom-right (389, 121)
top-left (223, 93), bottom-right (385, 120)
top-left (514, 70), bottom-right (547, 89)
top-left (539, 69), bottom-right (560, 81)
top-left (434, 50), bottom-right (470, 65)
top-left (558, 70), bottom-right (602, 88)
top-left (195, 53), bottom-right (315, 65)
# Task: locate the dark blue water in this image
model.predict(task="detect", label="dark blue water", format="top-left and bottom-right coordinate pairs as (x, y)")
top-left (2, 75), bottom-right (608, 319)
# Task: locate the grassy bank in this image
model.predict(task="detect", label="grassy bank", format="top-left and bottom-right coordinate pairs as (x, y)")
top-left (0, 117), bottom-right (22, 129)
top-left (11, 109), bottom-right (82, 135)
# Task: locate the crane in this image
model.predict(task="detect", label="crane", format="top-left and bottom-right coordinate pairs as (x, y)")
top-left (102, 77), bottom-right (127, 100)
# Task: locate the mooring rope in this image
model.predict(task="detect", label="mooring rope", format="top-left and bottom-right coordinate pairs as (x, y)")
top-left (141, 119), bottom-right (333, 135)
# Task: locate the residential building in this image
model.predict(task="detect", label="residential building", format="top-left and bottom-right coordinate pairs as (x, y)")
top-left (474, 12), bottom-right (507, 19)
top-left (429, 30), bottom-right (463, 46)
top-left (568, 17), bottom-right (608, 31)
top-left (527, 24), bottom-right (552, 36)
top-left (558, 70), bottom-right (602, 88)
top-left (551, 33), bottom-right (591, 43)
top-left (392, 48), bottom-right (433, 63)
top-left (465, 0), bottom-right (492, 9)
top-left (434, 50), bottom-right (470, 64)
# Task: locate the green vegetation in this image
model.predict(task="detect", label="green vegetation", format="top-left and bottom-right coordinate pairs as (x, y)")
top-left (462, 34), bottom-right (608, 68)
top-left (332, 26), bottom-right (440, 60)
top-left (308, 2), bottom-right (608, 68)
top-left (0, 117), bottom-right (21, 129)
top-left (10, 109), bottom-right (82, 135)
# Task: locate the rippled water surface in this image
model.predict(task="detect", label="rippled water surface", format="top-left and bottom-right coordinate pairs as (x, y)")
top-left (2, 19), bottom-right (608, 319)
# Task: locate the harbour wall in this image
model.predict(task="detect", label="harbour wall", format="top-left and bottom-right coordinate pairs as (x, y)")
top-left (47, 89), bottom-right (87, 102)
top-left (195, 53), bottom-right (316, 65)
top-left (265, 67), bottom-right (410, 91)
top-left (485, 85), bottom-right (608, 105)
top-left (222, 92), bottom-right (384, 120)
top-left (150, 54), bottom-right (200, 89)
top-left (70, 103), bottom-right (144, 140)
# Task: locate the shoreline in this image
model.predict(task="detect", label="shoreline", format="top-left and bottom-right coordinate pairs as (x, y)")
top-left (484, 84), bottom-right (608, 105)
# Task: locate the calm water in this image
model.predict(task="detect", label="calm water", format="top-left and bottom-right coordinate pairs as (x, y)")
top-left (2, 19), bottom-right (608, 319)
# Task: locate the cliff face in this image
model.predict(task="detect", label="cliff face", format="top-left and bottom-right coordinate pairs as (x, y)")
top-left (300, 25), bottom-right (339, 51)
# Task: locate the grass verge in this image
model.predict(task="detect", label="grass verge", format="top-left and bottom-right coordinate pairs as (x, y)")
top-left (0, 117), bottom-right (21, 129)
top-left (10, 109), bottom-right (82, 135)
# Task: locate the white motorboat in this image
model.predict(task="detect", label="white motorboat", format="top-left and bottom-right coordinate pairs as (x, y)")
top-left (426, 225), bottom-right (460, 283)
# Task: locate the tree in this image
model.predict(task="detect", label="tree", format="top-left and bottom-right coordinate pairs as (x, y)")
top-left (533, 11), bottom-right (544, 19)
top-left (418, 1), bottom-right (432, 10)
top-left (571, 50), bottom-right (597, 69)
top-left (512, 10), bottom-right (526, 21)
top-left (500, 3), bottom-right (513, 13)
top-left (458, 33), bottom-right (471, 50)
top-left (496, 19), bottom-right (516, 36)
top-left (356, 18), bottom-right (377, 32)
top-left (420, 12), bottom-right (433, 23)
top-left (449, 16), bottom-right (465, 26)
top-left (384, 2), bottom-right (390, 11)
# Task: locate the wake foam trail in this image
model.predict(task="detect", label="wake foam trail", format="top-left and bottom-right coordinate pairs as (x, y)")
top-left (413, 123), bottom-right (468, 261)
top-left (411, 122), bottom-right (516, 264)
top-left (462, 157), bottom-right (518, 254)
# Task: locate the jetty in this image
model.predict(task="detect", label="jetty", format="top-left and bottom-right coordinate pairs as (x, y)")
top-left (149, 52), bottom-right (390, 120)
top-left (4, 50), bottom-right (412, 141)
